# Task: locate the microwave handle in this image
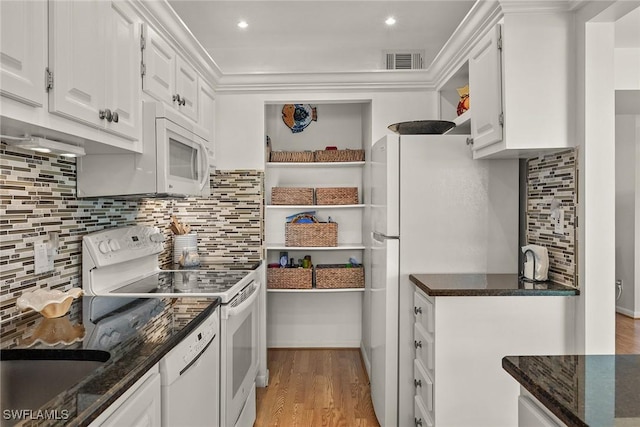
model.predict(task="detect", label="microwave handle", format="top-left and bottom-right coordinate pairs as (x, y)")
top-left (198, 140), bottom-right (210, 191)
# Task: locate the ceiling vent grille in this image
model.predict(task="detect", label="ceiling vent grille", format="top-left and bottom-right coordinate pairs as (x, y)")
top-left (385, 51), bottom-right (424, 70)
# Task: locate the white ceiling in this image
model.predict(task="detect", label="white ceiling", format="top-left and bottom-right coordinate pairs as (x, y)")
top-left (167, 0), bottom-right (476, 74)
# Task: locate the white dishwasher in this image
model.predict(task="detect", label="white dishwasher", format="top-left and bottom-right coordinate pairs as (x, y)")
top-left (160, 305), bottom-right (220, 427)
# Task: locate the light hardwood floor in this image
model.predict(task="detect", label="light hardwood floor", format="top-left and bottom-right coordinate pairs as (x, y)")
top-left (616, 312), bottom-right (640, 354)
top-left (255, 348), bottom-right (380, 427)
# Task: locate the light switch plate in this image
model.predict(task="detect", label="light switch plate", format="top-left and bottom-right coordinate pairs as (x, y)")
top-left (34, 242), bottom-right (54, 274)
top-left (553, 209), bottom-right (564, 235)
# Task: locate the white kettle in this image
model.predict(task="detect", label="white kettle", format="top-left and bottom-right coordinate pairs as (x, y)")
top-left (521, 245), bottom-right (549, 281)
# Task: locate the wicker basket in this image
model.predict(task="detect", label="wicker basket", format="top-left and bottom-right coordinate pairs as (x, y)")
top-left (271, 187), bottom-right (314, 205)
top-left (315, 264), bottom-right (365, 289)
top-left (314, 149), bottom-right (365, 162)
top-left (268, 267), bottom-right (313, 289)
top-left (270, 151), bottom-right (314, 163)
top-left (315, 187), bottom-right (358, 205)
top-left (285, 222), bottom-right (337, 247)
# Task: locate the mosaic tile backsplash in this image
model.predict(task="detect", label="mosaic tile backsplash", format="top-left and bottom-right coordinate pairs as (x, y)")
top-left (526, 149), bottom-right (577, 288)
top-left (0, 143), bottom-right (263, 321)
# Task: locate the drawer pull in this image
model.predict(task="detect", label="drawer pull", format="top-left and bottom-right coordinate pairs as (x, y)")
top-left (414, 379), bottom-right (422, 388)
top-left (414, 306), bottom-right (422, 315)
top-left (415, 418), bottom-right (423, 426)
top-left (414, 340), bottom-right (422, 349)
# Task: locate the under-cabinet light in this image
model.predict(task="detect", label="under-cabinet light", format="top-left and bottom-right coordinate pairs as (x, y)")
top-left (1, 135), bottom-right (86, 157)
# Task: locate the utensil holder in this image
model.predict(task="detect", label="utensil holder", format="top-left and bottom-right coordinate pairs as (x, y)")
top-left (173, 233), bottom-right (198, 264)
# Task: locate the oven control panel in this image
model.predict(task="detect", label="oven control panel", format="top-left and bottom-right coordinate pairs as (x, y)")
top-left (83, 225), bottom-right (165, 268)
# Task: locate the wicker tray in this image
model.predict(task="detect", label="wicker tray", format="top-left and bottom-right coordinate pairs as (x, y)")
top-left (268, 267), bottom-right (313, 289)
top-left (270, 151), bottom-right (314, 163)
top-left (285, 222), bottom-right (337, 247)
top-left (315, 264), bottom-right (364, 289)
top-left (272, 187), bottom-right (314, 205)
top-left (314, 149), bottom-right (365, 162)
top-left (315, 187), bottom-right (358, 205)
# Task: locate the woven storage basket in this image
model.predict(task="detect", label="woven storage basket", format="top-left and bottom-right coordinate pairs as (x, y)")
top-left (315, 187), bottom-right (358, 205)
top-left (285, 222), bottom-right (337, 247)
top-left (267, 267), bottom-right (313, 289)
top-left (315, 264), bottom-right (365, 289)
top-left (270, 151), bottom-right (314, 163)
top-left (314, 149), bottom-right (365, 162)
top-left (272, 187), bottom-right (314, 205)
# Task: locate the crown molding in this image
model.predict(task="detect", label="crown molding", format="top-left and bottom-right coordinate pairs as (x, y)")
top-left (215, 70), bottom-right (435, 93)
top-left (499, 0), bottom-right (574, 14)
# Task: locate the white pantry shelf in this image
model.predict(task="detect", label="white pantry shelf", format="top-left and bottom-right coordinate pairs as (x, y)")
top-left (267, 288), bottom-right (365, 293)
top-left (266, 161), bottom-right (365, 168)
top-left (266, 243), bottom-right (365, 250)
top-left (266, 204), bottom-right (364, 210)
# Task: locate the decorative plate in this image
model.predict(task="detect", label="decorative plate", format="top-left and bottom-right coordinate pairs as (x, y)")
top-left (282, 104), bottom-right (317, 133)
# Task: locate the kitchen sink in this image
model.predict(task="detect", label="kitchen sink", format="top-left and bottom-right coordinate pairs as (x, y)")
top-left (0, 349), bottom-right (110, 418)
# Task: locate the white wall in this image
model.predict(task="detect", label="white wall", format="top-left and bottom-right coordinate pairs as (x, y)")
top-left (215, 90), bottom-right (435, 170)
top-left (615, 114), bottom-right (639, 317)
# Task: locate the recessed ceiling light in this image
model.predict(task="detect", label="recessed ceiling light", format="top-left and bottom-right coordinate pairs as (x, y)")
top-left (237, 20), bottom-right (248, 29)
top-left (385, 17), bottom-right (396, 26)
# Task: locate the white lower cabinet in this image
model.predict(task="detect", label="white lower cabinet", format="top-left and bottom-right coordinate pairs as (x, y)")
top-left (518, 389), bottom-right (564, 427)
top-left (409, 284), bottom-right (576, 427)
top-left (90, 365), bottom-right (161, 427)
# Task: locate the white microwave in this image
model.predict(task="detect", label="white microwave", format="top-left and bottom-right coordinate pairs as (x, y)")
top-left (77, 102), bottom-right (212, 198)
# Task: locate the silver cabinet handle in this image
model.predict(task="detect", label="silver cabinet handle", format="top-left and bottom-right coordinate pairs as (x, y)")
top-left (466, 137), bottom-right (474, 146)
top-left (414, 379), bottom-right (422, 388)
top-left (415, 418), bottom-right (423, 426)
top-left (414, 306), bottom-right (422, 315)
top-left (414, 340), bottom-right (422, 349)
top-left (173, 94), bottom-right (186, 106)
top-left (112, 111), bottom-right (119, 123)
top-left (99, 108), bottom-right (112, 122)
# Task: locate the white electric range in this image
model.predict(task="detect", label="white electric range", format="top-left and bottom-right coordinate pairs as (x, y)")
top-left (82, 225), bottom-right (262, 427)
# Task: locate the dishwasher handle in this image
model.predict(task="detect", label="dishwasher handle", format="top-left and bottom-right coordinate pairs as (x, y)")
top-left (227, 281), bottom-right (261, 318)
top-left (179, 333), bottom-right (216, 377)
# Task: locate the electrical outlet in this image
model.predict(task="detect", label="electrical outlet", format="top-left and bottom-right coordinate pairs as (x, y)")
top-left (553, 208), bottom-right (564, 234)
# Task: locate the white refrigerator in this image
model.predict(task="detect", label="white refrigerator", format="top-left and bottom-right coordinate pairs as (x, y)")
top-left (366, 134), bottom-right (519, 426)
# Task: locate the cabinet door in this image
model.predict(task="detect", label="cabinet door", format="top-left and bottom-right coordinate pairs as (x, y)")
top-left (98, 372), bottom-right (161, 427)
top-left (49, 0), bottom-right (106, 127)
top-left (0, 0), bottom-right (47, 107)
top-left (198, 78), bottom-right (216, 163)
top-left (469, 24), bottom-right (503, 150)
top-left (176, 55), bottom-right (198, 121)
top-left (142, 24), bottom-right (175, 105)
top-left (104, 1), bottom-right (141, 140)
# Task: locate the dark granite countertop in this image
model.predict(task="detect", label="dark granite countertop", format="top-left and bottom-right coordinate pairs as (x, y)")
top-left (409, 273), bottom-right (579, 296)
top-left (1, 295), bottom-right (220, 427)
top-left (503, 354), bottom-right (640, 427)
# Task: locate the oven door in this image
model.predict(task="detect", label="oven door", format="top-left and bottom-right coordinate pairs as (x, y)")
top-left (221, 280), bottom-right (260, 427)
top-left (156, 117), bottom-right (210, 197)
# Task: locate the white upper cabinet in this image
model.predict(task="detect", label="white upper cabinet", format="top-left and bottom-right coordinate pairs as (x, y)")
top-left (468, 25), bottom-right (503, 151)
top-left (49, 0), bottom-right (141, 141)
top-left (143, 25), bottom-right (199, 121)
top-left (198, 78), bottom-right (216, 165)
top-left (0, 0), bottom-right (47, 108)
top-left (176, 56), bottom-right (198, 121)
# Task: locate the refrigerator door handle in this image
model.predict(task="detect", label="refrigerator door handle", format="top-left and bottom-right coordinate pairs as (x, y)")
top-left (372, 231), bottom-right (400, 242)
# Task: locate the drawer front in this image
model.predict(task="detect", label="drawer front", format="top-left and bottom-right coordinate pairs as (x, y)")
top-left (413, 290), bottom-right (434, 335)
top-left (414, 359), bottom-right (434, 416)
top-left (414, 323), bottom-right (435, 380)
top-left (414, 395), bottom-right (434, 427)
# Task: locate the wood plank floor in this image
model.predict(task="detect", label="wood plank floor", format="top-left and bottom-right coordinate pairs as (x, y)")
top-left (616, 312), bottom-right (640, 354)
top-left (255, 348), bottom-right (380, 427)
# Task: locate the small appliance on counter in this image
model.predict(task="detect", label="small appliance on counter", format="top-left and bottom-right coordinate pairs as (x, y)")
top-left (521, 244), bottom-right (549, 281)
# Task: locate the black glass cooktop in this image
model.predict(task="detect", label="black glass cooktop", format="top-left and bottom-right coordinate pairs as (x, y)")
top-left (112, 270), bottom-right (253, 295)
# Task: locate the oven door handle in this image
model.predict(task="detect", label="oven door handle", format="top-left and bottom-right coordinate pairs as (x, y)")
top-left (227, 281), bottom-right (261, 318)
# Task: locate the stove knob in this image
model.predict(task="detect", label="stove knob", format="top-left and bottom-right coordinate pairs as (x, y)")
top-left (98, 241), bottom-right (110, 254)
top-left (108, 239), bottom-right (121, 252)
top-left (150, 233), bottom-right (165, 243)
